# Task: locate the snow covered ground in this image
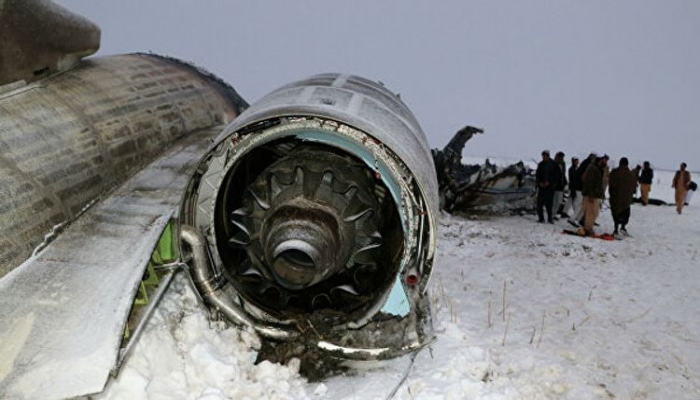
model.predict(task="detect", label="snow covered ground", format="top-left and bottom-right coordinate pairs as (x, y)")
top-left (97, 169), bottom-right (699, 399)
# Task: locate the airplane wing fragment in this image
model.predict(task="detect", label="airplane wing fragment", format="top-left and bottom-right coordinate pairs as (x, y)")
top-left (0, 126), bottom-right (224, 399)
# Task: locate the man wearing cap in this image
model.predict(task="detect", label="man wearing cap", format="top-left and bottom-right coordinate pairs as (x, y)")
top-left (535, 150), bottom-right (561, 223)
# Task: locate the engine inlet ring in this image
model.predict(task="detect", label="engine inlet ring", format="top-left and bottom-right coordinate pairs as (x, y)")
top-left (187, 117), bottom-right (425, 327)
top-left (215, 137), bottom-right (399, 319)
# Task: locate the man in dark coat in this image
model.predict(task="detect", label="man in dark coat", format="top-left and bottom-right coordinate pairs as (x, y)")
top-left (579, 155), bottom-right (607, 236)
top-left (568, 152), bottom-right (596, 226)
top-left (552, 151), bottom-right (568, 219)
top-left (561, 156), bottom-right (579, 218)
top-left (639, 161), bottom-right (654, 205)
top-left (535, 150), bottom-right (561, 223)
top-left (608, 157), bottom-right (637, 235)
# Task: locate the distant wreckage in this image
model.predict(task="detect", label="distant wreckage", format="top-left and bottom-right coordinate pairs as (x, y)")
top-left (0, 1), bottom-right (439, 397)
top-left (433, 126), bottom-right (536, 213)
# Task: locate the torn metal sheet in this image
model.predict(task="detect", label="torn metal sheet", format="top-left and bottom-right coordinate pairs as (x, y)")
top-left (0, 126), bottom-right (223, 400)
top-left (433, 126), bottom-right (536, 212)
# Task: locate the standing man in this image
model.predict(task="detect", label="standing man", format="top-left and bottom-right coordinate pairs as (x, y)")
top-left (608, 157), bottom-right (637, 236)
top-left (552, 151), bottom-right (568, 219)
top-left (672, 162), bottom-right (691, 214)
top-left (535, 150), bottom-right (560, 223)
top-left (632, 164), bottom-right (641, 198)
top-left (578, 155), bottom-right (607, 236)
top-left (561, 156), bottom-right (580, 218)
top-left (639, 161), bottom-right (654, 206)
top-left (569, 152), bottom-right (597, 227)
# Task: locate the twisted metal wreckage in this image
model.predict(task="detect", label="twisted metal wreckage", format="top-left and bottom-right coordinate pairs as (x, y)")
top-left (0, 1), bottom-right (534, 398)
top-left (432, 125), bottom-right (535, 213)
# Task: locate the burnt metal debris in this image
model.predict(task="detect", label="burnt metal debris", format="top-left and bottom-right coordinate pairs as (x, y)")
top-left (432, 126), bottom-right (536, 213)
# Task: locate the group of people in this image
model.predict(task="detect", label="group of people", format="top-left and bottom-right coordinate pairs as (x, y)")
top-left (535, 150), bottom-right (693, 237)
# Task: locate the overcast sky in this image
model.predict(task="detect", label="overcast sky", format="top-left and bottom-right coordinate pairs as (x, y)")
top-left (59, 1), bottom-right (699, 170)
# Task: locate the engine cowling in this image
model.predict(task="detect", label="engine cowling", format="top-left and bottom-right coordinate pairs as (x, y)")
top-left (179, 73), bottom-right (439, 370)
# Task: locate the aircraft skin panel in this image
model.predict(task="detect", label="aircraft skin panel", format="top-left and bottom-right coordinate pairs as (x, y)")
top-left (0, 125), bottom-right (224, 400)
top-left (0, 53), bottom-right (246, 278)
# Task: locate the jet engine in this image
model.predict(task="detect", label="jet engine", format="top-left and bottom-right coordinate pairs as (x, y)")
top-left (179, 73), bottom-right (439, 372)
